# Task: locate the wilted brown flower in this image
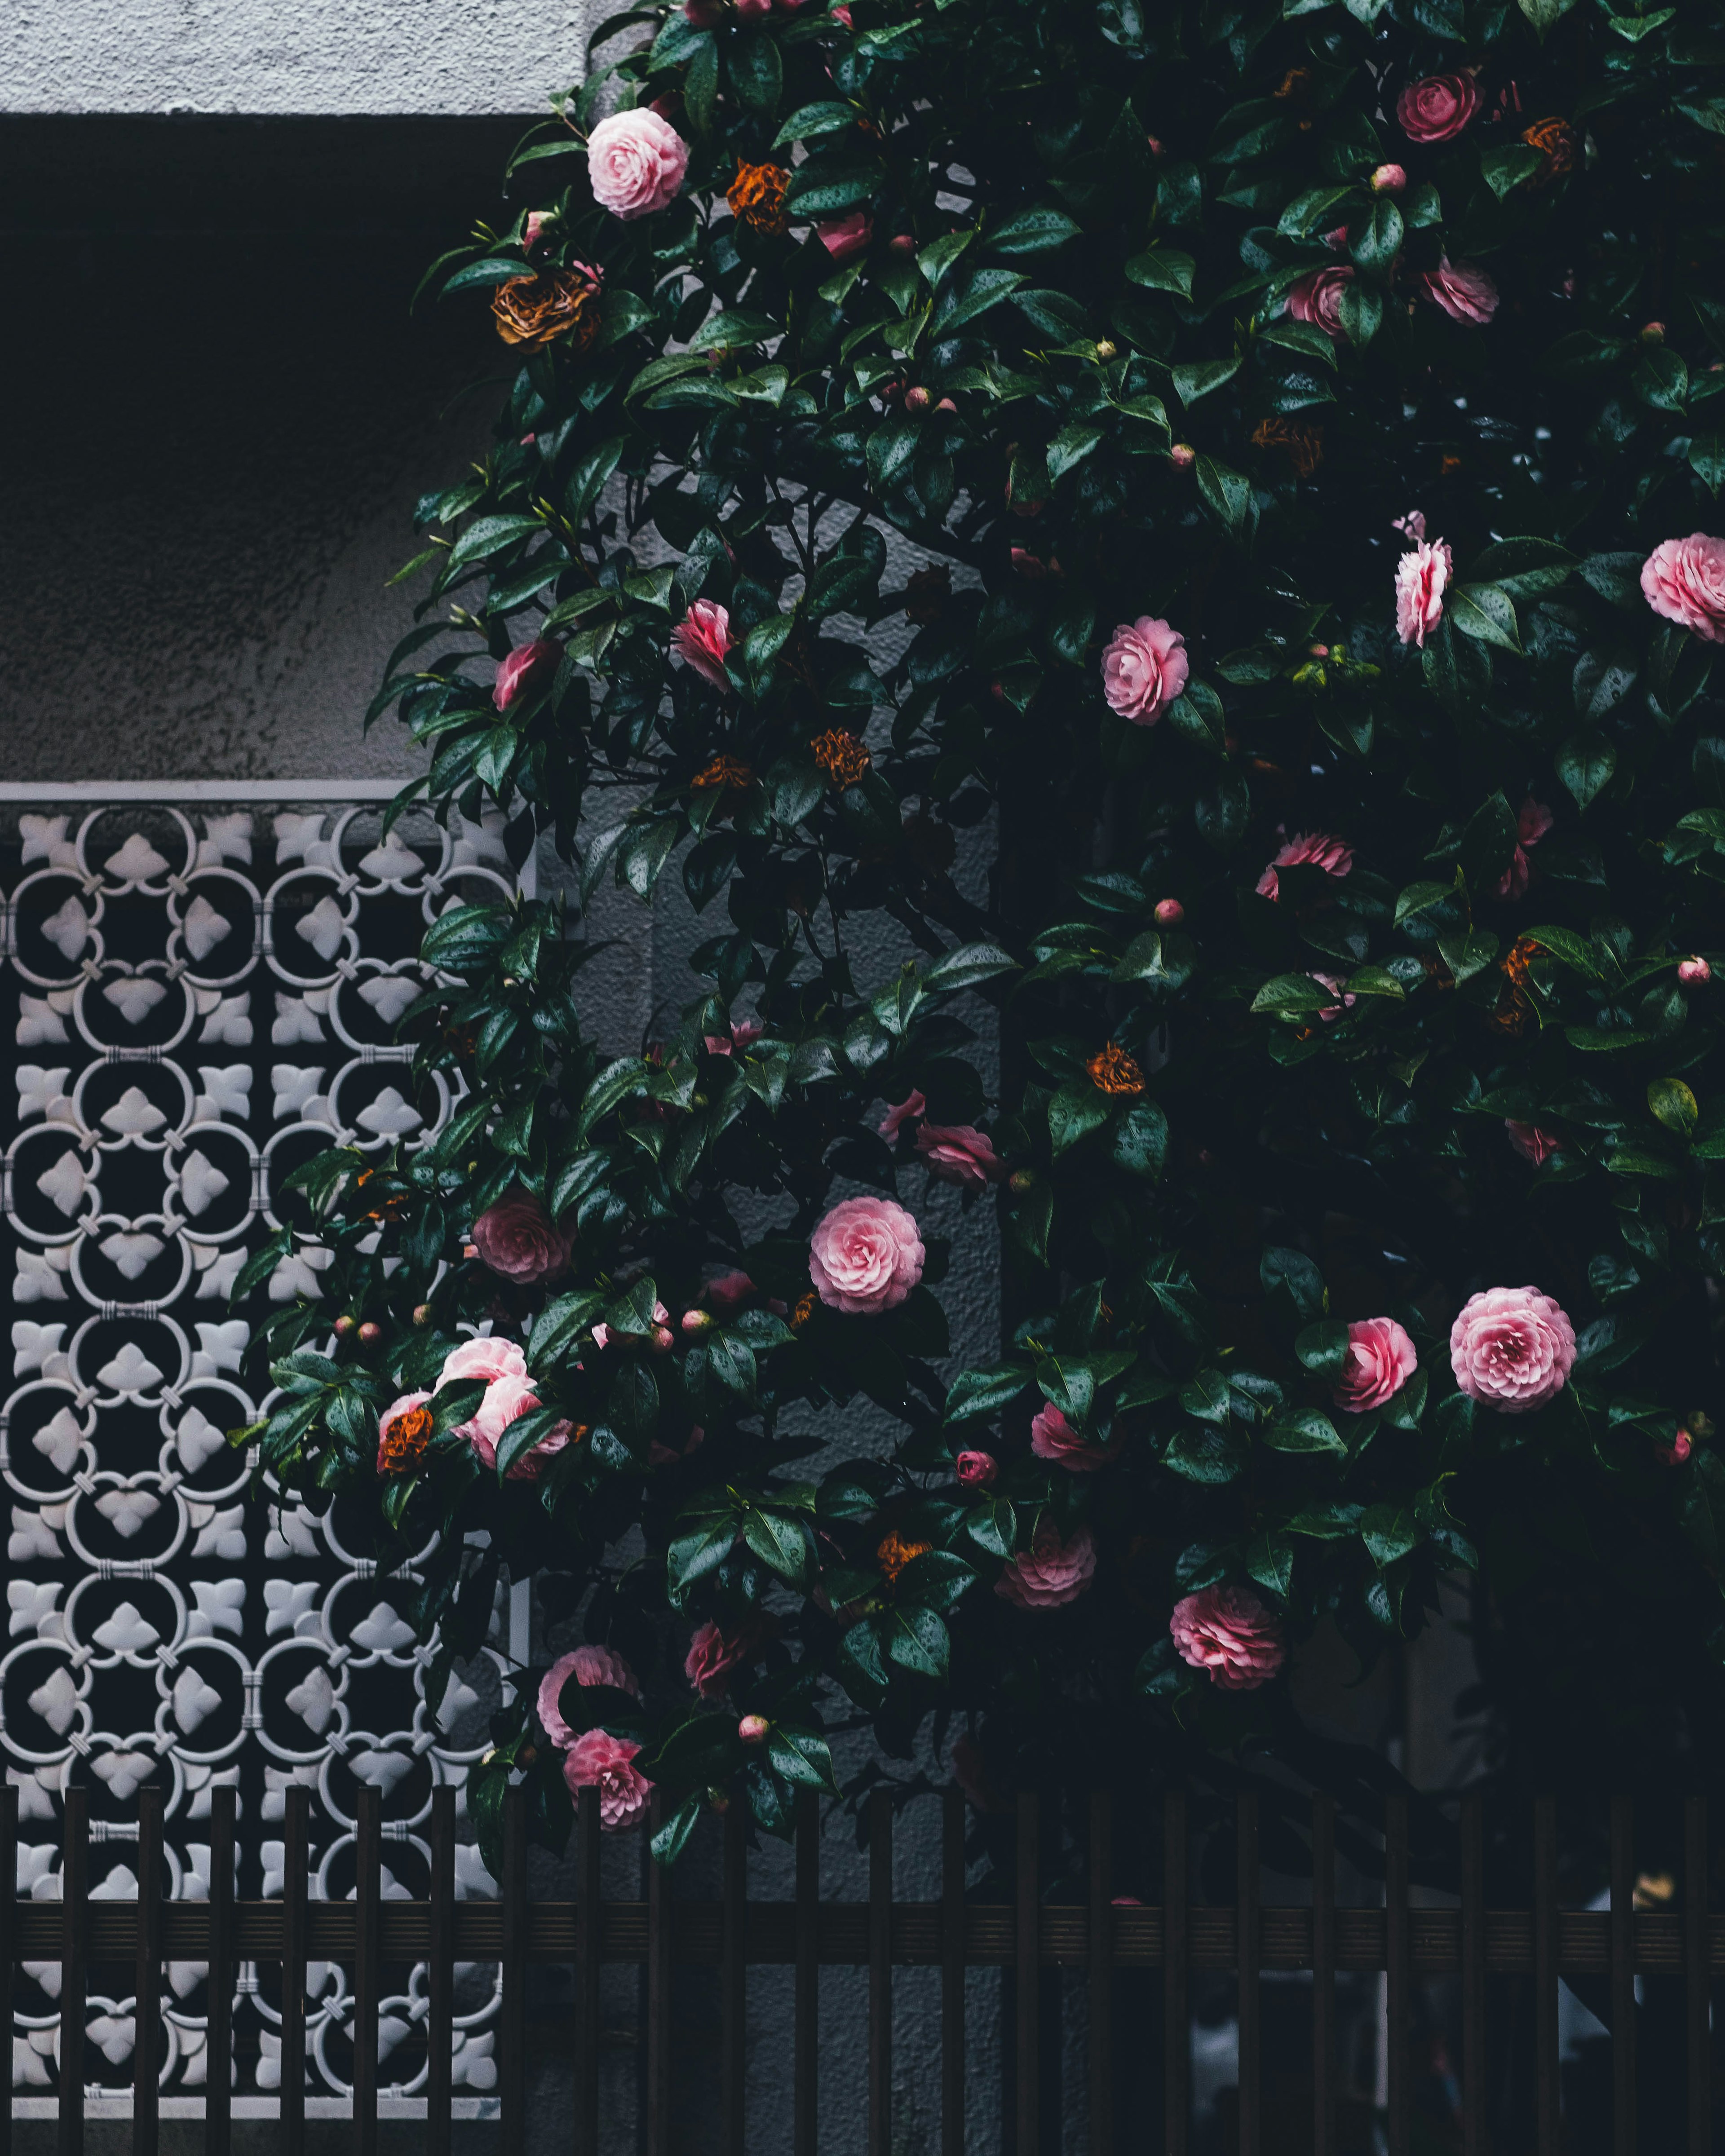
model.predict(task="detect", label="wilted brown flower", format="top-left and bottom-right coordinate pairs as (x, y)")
top-left (1521, 117), bottom-right (1578, 188)
top-left (491, 264), bottom-right (604, 353)
top-left (378, 1405), bottom-right (433, 1475)
top-left (692, 754), bottom-right (754, 791)
top-left (876, 1529), bottom-right (932, 1585)
top-left (1087, 1043), bottom-right (1145, 1096)
top-left (790, 1290), bottom-right (818, 1331)
top-left (813, 729), bottom-right (871, 787)
top-left (1252, 416), bottom-right (1324, 477)
top-left (727, 159), bottom-right (790, 235)
top-left (1504, 937), bottom-right (1542, 991)
top-left (1274, 67), bottom-right (1314, 102)
top-left (903, 565), bottom-right (951, 624)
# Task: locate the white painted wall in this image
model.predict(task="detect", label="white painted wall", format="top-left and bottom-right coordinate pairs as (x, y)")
top-left (3, 0), bottom-right (588, 114)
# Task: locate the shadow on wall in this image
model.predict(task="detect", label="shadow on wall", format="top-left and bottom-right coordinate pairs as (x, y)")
top-left (0, 115), bottom-right (532, 783)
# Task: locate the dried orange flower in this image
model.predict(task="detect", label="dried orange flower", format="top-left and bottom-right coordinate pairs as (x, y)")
top-left (1087, 1043), bottom-right (1145, 1097)
top-left (903, 565), bottom-right (951, 624)
top-left (812, 729), bottom-right (871, 788)
top-left (727, 159), bottom-right (790, 236)
top-left (1440, 453), bottom-right (1463, 477)
top-left (1504, 937), bottom-right (1542, 992)
top-left (378, 1404), bottom-right (434, 1475)
top-left (492, 264), bottom-right (604, 354)
top-left (1422, 956), bottom-right (1456, 994)
top-left (790, 1291), bottom-right (818, 1331)
top-left (876, 1529), bottom-right (932, 1585)
top-left (1273, 66), bottom-right (1314, 101)
top-left (1521, 117), bottom-right (1578, 188)
top-left (1252, 416), bottom-right (1323, 478)
top-left (692, 754), bottom-right (754, 791)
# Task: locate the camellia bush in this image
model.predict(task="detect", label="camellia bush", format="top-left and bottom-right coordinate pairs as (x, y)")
top-left (246, 0), bottom-right (1725, 1868)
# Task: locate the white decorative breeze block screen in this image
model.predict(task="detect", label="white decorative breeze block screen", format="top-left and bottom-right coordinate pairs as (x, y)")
top-left (2, 789), bottom-right (514, 2116)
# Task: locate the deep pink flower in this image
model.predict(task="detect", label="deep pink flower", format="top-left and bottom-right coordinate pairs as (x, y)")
top-left (1256, 831), bottom-right (1353, 902)
top-left (1029, 1402), bottom-right (1121, 1471)
top-left (817, 211), bottom-right (872, 261)
top-left (1170, 1586), bottom-right (1287, 1691)
top-left (1397, 72), bottom-right (1482, 143)
top-left (832, 2), bottom-right (853, 22)
top-left (916, 1122), bottom-right (1006, 1189)
top-left (586, 109), bottom-right (689, 220)
top-left (563, 1729), bottom-right (652, 1830)
top-left (1287, 266), bottom-right (1355, 342)
top-left (1012, 547), bottom-right (1062, 579)
top-left (1449, 1286), bottom-right (1577, 1414)
top-left (376, 1391), bottom-right (431, 1476)
top-left (685, 1620), bottom-right (752, 1699)
top-left (493, 640), bottom-right (560, 711)
top-left (1505, 1120), bottom-right (1564, 1166)
top-left (996, 1521), bottom-right (1097, 1608)
top-left (1660, 1427), bottom-right (1695, 1466)
top-left (1155, 897), bottom-right (1185, 926)
top-left (955, 1450), bottom-right (999, 1489)
top-left (703, 1018), bottom-right (765, 1056)
top-left (672, 600), bottom-right (734, 688)
top-left (1420, 258), bottom-right (1499, 326)
top-left (735, 0), bottom-right (771, 13)
top-left (1641, 535), bottom-right (1725, 642)
top-left (703, 1269), bottom-right (756, 1309)
top-left (1334, 1317), bottom-right (1418, 1413)
top-left (471, 1190), bottom-right (572, 1284)
top-left (878, 1091), bottom-right (927, 1142)
top-left (1680, 955), bottom-right (1713, 985)
top-left (1101, 615), bottom-right (1189, 726)
top-left (538, 1645), bottom-right (640, 1747)
top-left (809, 1195), bottom-right (924, 1314)
top-left (1395, 537), bottom-right (1454, 648)
top-left (1497, 797), bottom-right (1554, 899)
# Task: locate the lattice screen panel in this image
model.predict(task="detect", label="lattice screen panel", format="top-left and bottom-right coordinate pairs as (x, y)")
top-left (2, 792), bottom-right (513, 2115)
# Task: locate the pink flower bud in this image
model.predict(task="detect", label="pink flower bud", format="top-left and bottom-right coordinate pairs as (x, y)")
top-left (738, 1714), bottom-right (770, 1745)
top-left (1680, 956), bottom-right (1712, 985)
top-left (333, 1314), bottom-right (356, 1337)
top-left (681, 1308), bottom-right (712, 1335)
top-left (1154, 898), bottom-right (1185, 926)
top-left (1170, 442), bottom-right (1196, 470)
top-left (1369, 163), bottom-right (1407, 194)
top-left (955, 1450), bottom-right (999, 1489)
top-left (523, 210), bottom-right (550, 248)
top-left (1146, 134), bottom-right (1166, 158)
top-left (1641, 321), bottom-right (1667, 344)
top-left (889, 232), bottom-right (916, 256)
top-left (1661, 1428), bottom-right (1695, 1465)
top-left (358, 1321), bottom-right (382, 1347)
top-left (651, 1325), bottom-right (676, 1353)
top-left (936, 396), bottom-right (957, 413)
top-left (412, 1304), bottom-right (433, 1328)
top-left (904, 386), bottom-right (931, 412)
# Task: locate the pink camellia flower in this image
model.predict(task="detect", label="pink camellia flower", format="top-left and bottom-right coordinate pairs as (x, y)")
top-left (1449, 1286), bottom-right (1577, 1414)
top-left (563, 1728), bottom-right (652, 1831)
top-left (703, 1018), bottom-right (765, 1056)
top-left (1287, 265), bottom-right (1355, 342)
top-left (1029, 1402), bottom-right (1121, 1471)
top-left (832, 3), bottom-right (854, 23)
top-left (586, 108), bottom-right (690, 221)
top-left (440, 1335), bottom-right (528, 1388)
top-left (1371, 163), bottom-right (1408, 194)
top-left (1169, 1586), bottom-right (1287, 1691)
top-left (817, 211), bottom-right (873, 261)
top-left (1310, 972), bottom-right (1357, 1023)
top-left (376, 1390), bottom-right (431, 1475)
top-left (995, 1521), bottom-right (1097, 1609)
top-left (1660, 1427), bottom-right (1695, 1466)
top-left (493, 639), bottom-right (560, 712)
top-left (1394, 537), bottom-right (1454, 648)
top-left (685, 1620), bottom-right (753, 1699)
top-left (1497, 797), bottom-right (1554, 899)
top-left (471, 1190), bottom-right (572, 1284)
top-left (1101, 615), bottom-right (1189, 726)
top-left (809, 1195), bottom-right (924, 1315)
top-left (671, 599), bottom-right (734, 689)
top-left (1170, 442), bottom-right (1197, 470)
top-left (1155, 897), bottom-right (1185, 926)
top-left (955, 1449), bottom-right (999, 1489)
top-left (464, 1371), bottom-right (573, 1479)
top-left (538, 1645), bottom-right (640, 1747)
top-left (739, 1714), bottom-right (771, 1744)
top-left (1396, 71), bottom-right (1482, 142)
top-left (1505, 1120), bottom-right (1564, 1166)
top-left (916, 1122), bottom-right (1007, 1189)
top-left (1420, 258), bottom-right (1499, 326)
top-left (1641, 535), bottom-right (1725, 642)
top-left (1680, 955), bottom-right (1713, 985)
top-left (1256, 831), bottom-right (1354, 902)
top-left (1333, 1317), bottom-right (1418, 1413)
top-left (879, 1090), bottom-right (927, 1142)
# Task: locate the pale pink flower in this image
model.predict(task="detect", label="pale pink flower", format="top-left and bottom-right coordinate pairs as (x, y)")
top-left (1310, 972), bottom-right (1356, 1023)
top-left (493, 639), bottom-right (560, 711)
top-left (1497, 797), bottom-right (1554, 899)
top-left (1333, 1317), bottom-right (1418, 1413)
top-left (672, 599), bottom-right (734, 688)
top-left (440, 1335), bottom-right (528, 1388)
top-left (878, 1090), bottom-right (926, 1141)
top-left (1029, 1402), bottom-right (1121, 1471)
top-left (1641, 535), bottom-right (1725, 642)
top-left (461, 1370), bottom-right (572, 1479)
top-left (1397, 72), bottom-right (1481, 142)
top-left (586, 109), bottom-right (689, 220)
top-left (1505, 1120), bottom-right (1564, 1166)
top-left (471, 1190), bottom-right (572, 1283)
top-left (809, 1195), bottom-right (924, 1314)
top-left (1392, 510), bottom-right (1427, 543)
top-left (1449, 1286), bottom-right (1577, 1414)
top-left (817, 211), bottom-right (872, 261)
top-left (1395, 537), bottom-right (1453, 648)
top-left (1100, 615), bottom-right (1189, 726)
top-left (955, 1450), bottom-right (998, 1489)
top-left (1287, 265), bottom-right (1354, 342)
top-left (1170, 1586), bottom-right (1287, 1691)
top-left (376, 1391), bottom-right (431, 1475)
top-left (563, 1729), bottom-right (652, 1830)
top-left (996, 1521), bottom-right (1097, 1608)
top-left (1256, 831), bottom-right (1353, 902)
top-left (538, 1645), bottom-right (640, 1747)
top-left (685, 1620), bottom-right (752, 1699)
top-left (1420, 258), bottom-right (1499, 326)
top-left (916, 1122), bottom-right (1006, 1189)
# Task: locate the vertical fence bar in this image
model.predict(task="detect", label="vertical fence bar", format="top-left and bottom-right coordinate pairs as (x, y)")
top-left (942, 1785), bottom-right (965, 2156)
top-left (721, 1794), bottom-right (747, 2156)
top-left (1610, 1794), bottom-right (1636, 2156)
top-left (425, 1787), bottom-right (455, 2156)
top-left (1534, 1795), bottom-right (1559, 2156)
top-left (1237, 1793), bottom-right (1260, 2156)
top-left (794, 1789), bottom-right (819, 2156)
top-left (1311, 1793), bottom-right (1334, 2156)
top-left (869, 1789), bottom-right (893, 2156)
top-left (0, 1783), bottom-right (16, 2156)
top-left (134, 1785), bottom-right (164, 2156)
top-left (281, 1784), bottom-right (309, 2156)
top-left (205, 1786), bottom-right (234, 2156)
top-left (1384, 1793), bottom-right (1410, 2156)
top-left (499, 1787), bottom-right (527, 2151)
top-left (57, 1784), bottom-right (88, 2156)
top-left (1460, 1792), bottom-right (1486, 2156)
top-left (352, 1784), bottom-right (381, 2156)
top-left (1686, 1794), bottom-right (1709, 2156)
top-left (1088, 1790), bottom-right (1112, 2156)
top-left (1016, 1789), bottom-right (1040, 2156)
top-left (646, 1794), bottom-right (673, 2156)
top-left (574, 1784), bottom-right (601, 2156)
top-left (1164, 1786), bottom-right (1189, 2156)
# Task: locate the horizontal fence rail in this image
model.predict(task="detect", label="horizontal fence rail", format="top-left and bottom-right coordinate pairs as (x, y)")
top-left (3, 1780), bottom-right (1717, 2155)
